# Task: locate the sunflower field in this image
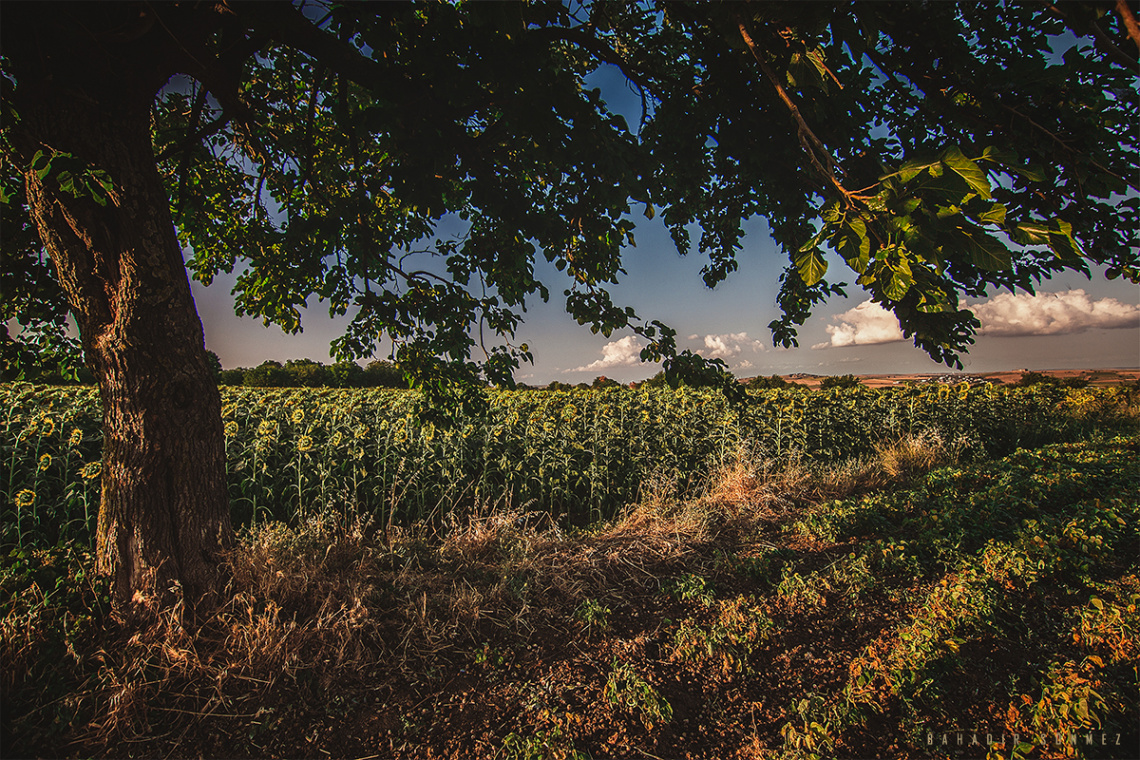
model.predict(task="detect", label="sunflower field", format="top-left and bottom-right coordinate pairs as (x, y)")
top-left (2, 382), bottom-right (1135, 551)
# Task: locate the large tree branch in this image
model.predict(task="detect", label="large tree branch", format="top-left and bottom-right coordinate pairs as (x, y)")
top-left (1116, 0), bottom-right (1140, 52)
top-left (298, 66), bottom-right (329, 189)
top-left (528, 26), bottom-right (677, 92)
top-left (235, 2), bottom-right (419, 103)
top-left (736, 18), bottom-right (863, 205)
top-left (154, 111), bottom-right (231, 164)
top-left (865, 47), bottom-right (1132, 191)
top-left (1046, 2), bottom-right (1140, 73)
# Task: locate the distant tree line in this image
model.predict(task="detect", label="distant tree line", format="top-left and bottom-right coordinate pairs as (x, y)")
top-left (541, 375), bottom-right (630, 392)
top-left (214, 356), bottom-right (407, 389)
top-left (20, 349), bottom-right (1092, 392)
top-left (1015, 371), bottom-right (1089, 389)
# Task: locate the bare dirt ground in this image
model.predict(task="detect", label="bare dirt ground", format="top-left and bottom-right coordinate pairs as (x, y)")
top-left (781, 368), bottom-right (1140, 389)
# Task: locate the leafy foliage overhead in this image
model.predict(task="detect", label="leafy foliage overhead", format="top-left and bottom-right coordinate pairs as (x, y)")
top-left (2, 0), bottom-right (1136, 386)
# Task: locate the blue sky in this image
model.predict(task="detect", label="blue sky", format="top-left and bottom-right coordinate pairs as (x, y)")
top-left (192, 49), bottom-right (1139, 382)
top-left (193, 210), bottom-right (1140, 382)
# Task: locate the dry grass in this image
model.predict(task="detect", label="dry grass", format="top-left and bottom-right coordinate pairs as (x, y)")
top-left (3, 438), bottom-right (963, 757)
top-left (874, 430), bottom-right (961, 481)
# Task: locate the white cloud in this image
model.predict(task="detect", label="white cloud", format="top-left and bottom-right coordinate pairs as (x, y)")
top-left (814, 301), bottom-right (904, 349)
top-left (969, 289), bottom-right (1140, 336)
top-left (696, 332), bottom-right (765, 359)
top-left (569, 336), bottom-right (647, 372)
top-left (814, 290), bottom-right (1140, 350)
top-left (735, 359), bottom-right (755, 370)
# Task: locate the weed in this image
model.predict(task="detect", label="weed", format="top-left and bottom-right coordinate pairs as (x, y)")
top-left (603, 659), bottom-right (672, 729)
top-left (475, 643), bottom-right (508, 669)
top-left (572, 598), bottom-right (611, 636)
top-left (774, 568), bottom-right (830, 612)
top-left (778, 695), bottom-right (837, 760)
top-left (500, 725), bottom-right (590, 760)
top-left (715, 546), bottom-right (797, 590)
top-left (670, 595), bottom-right (772, 673)
top-left (665, 573), bottom-right (716, 606)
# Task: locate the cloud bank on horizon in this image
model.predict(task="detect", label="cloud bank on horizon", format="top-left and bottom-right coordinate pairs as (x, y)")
top-left (815, 290), bottom-right (1140, 349)
top-left (569, 335), bottom-right (647, 372)
top-left (569, 331), bottom-right (766, 374)
top-left (689, 332), bottom-right (765, 359)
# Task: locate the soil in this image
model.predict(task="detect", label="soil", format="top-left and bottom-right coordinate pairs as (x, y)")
top-left (8, 513), bottom-right (1069, 760)
top-left (779, 368), bottom-right (1140, 390)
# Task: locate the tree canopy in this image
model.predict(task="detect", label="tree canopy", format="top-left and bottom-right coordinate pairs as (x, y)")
top-left (5, 1), bottom-right (1136, 385)
top-left (1, 0), bottom-right (1137, 608)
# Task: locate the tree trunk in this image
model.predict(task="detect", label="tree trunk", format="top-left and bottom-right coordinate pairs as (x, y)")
top-left (13, 68), bottom-right (232, 613)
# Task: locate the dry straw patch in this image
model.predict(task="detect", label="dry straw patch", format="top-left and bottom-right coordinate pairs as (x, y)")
top-left (874, 430), bottom-right (959, 481)
top-left (6, 440), bottom-right (962, 756)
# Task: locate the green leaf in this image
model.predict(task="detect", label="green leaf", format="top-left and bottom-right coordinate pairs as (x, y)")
top-left (916, 291), bottom-right (953, 313)
top-left (863, 194), bottom-right (888, 212)
top-left (897, 159), bottom-right (931, 184)
top-left (977, 203), bottom-right (1006, 225)
top-left (882, 255), bottom-right (913, 300)
top-left (941, 146), bottom-right (992, 200)
top-left (86, 180), bottom-right (108, 206)
top-left (795, 246), bottom-right (828, 286)
top-left (32, 150), bottom-right (53, 180)
top-left (1048, 220), bottom-right (1085, 259)
top-left (1012, 221), bottom-right (1051, 246)
top-left (836, 218), bottom-right (872, 273)
top-left (884, 274), bottom-right (911, 300)
top-left (1018, 163), bottom-right (1046, 183)
top-left (964, 229), bottom-right (1011, 271)
top-left (980, 145), bottom-right (1018, 165)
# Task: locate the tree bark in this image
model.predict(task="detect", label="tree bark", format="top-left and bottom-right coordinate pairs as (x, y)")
top-left (10, 33), bottom-right (232, 613)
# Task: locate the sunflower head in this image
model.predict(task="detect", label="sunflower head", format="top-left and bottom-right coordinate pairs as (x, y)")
top-left (15, 490), bottom-right (35, 508)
